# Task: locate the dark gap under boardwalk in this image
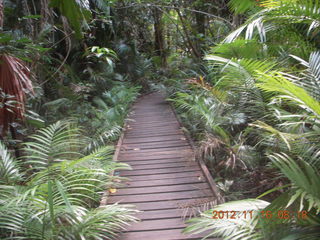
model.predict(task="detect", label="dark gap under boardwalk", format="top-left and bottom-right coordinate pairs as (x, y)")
top-left (105, 93), bottom-right (220, 240)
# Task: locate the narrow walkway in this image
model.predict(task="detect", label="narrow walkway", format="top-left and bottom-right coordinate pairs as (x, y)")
top-left (108, 93), bottom-right (219, 240)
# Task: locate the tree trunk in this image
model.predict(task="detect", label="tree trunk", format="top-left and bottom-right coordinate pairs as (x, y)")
top-left (21, 0), bottom-right (35, 38)
top-left (153, 8), bottom-right (167, 67)
top-left (0, 0), bottom-right (3, 29)
top-left (232, 14), bottom-right (241, 28)
top-left (176, 8), bottom-right (201, 58)
top-left (194, 6), bottom-right (206, 57)
top-left (40, 0), bottom-right (51, 29)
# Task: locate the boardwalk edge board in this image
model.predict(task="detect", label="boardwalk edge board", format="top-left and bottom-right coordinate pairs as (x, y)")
top-left (98, 93), bottom-right (148, 206)
top-left (167, 94), bottom-right (224, 204)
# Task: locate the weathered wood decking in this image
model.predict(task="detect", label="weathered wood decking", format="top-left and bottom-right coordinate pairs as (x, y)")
top-left (107, 93), bottom-right (219, 240)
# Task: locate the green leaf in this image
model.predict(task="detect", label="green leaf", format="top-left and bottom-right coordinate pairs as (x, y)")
top-left (22, 15), bottom-right (42, 19)
top-left (50, 0), bottom-right (92, 39)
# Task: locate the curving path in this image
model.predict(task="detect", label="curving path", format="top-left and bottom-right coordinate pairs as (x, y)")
top-left (107, 93), bottom-right (220, 240)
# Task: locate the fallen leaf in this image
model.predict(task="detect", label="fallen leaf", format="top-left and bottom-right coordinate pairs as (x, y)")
top-left (109, 188), bottom-right (117, 194)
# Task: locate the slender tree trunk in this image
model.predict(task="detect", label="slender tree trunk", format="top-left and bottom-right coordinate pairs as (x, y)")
top-left (40, 0), bottom-right (51, 29)
top-left (9, 126), bottom-right (21, 158)
top-left (21, 0), bottom-right (35, 38)
top-left (175, 8), bottom-right (201, 58)
top-left (195, 11), bottom-right (206, 37)
top-left (0, 0), bottom-right (3, 29)
top-left (194, 6), bottom-right (206, 56)
top-left (232, 14), bottom-right (241, 28)
top-left (166, 27), bottom-right (171, 53)
top-left (153, 8), bottom-right (167, 67)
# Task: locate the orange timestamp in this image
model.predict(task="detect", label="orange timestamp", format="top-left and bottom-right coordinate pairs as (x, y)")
top-left (212, 210), bottom-right (309, 220)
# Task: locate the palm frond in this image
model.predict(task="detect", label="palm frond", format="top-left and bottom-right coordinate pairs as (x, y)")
top-left (0, 54), bottom-right (33, 136)
top-left (85, 124), bottom-right (121, 152)
top-left (23, 121), bottom-right (83, 172)
top-left (256, 71), bottom-right (320, 117)
top-left (249, 120), bottom-right (301, 150)
top-left (0, 141), bottom-right (22, 184)
top-left (183, 199), bottom-right (269, 240)
top-left (291, 51), bottom-right (320, 101)
top-left (61, 204), bottom-right (138, 240)
top-left (269, 153), bottom-right (320, 212)
top-left (224, 0), bottom-right (320, 43)
top-left (228, 0), bottom-right (260, 14)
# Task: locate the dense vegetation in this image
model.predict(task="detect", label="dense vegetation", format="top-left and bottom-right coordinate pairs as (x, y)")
top-left (0, 0), bottom-right (319, 239)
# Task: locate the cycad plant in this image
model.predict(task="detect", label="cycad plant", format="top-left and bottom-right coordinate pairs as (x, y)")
top-left (0, 120), bottom-right (137, 240)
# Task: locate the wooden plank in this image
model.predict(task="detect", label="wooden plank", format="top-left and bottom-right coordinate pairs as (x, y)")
top-left (123, 171), bottom-right (203, 181)
top-left (121, 176), bottom-right (207, 188)
top-left (108, 189), bottom-right (213, 203)
top-left (122, 158), bottom-right (191, 166)
top-left (129, 161), bottom-right (197, 170)
top-left (126, 125), bottom-right (180, 131)
top-left (115, 183), bottom-right (209, 195)
top-left (125, 132), bottom-right (183, 138)
top-left (135, 209), bottom-right (184, 220)
top-left (128, 121), bottom-right (178, 128)
top-left (124, 132), bottom-right (184, 139)
top-left (118, 154), bottom-right (194, 162)
top-left (132, 197), bottom-right (214, 211)
top-left (120, 166), bottom-right (200, 176)
top-left (122, 140), bottom-right (189, 149)
top-left (127, 121), bottom-right (179, 127)
top-left (119, 155), bottom-right (193, 162)
top-left (130, 115), bottom-right (175, 121)
top-left (120, 149), bottom-right (193, 157)
top-left (123, 134), bottom-right (185, 144)
top-left (120, 145), bottom-right (190, 154)
top-left (120, 229), bottom-right (220, 240)
top-left (126, 218), bottom-right (186, 231)
top-left (125, 130), bottom-right (183, 137)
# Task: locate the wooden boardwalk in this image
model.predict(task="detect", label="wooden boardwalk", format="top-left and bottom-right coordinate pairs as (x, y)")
top-left (107, 93), bottom-right (219, 240)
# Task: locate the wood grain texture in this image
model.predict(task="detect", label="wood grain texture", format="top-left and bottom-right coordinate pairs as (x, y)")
top-left (104, 93), bottom-right (219, 240)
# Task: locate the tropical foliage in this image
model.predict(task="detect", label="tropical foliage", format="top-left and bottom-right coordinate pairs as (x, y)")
top-left (1, 0), bottom-right (320, 239)
top-left (0, 121), bottom-right (138, 239)
top-left (164, 0), bottom-right (320, 239)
